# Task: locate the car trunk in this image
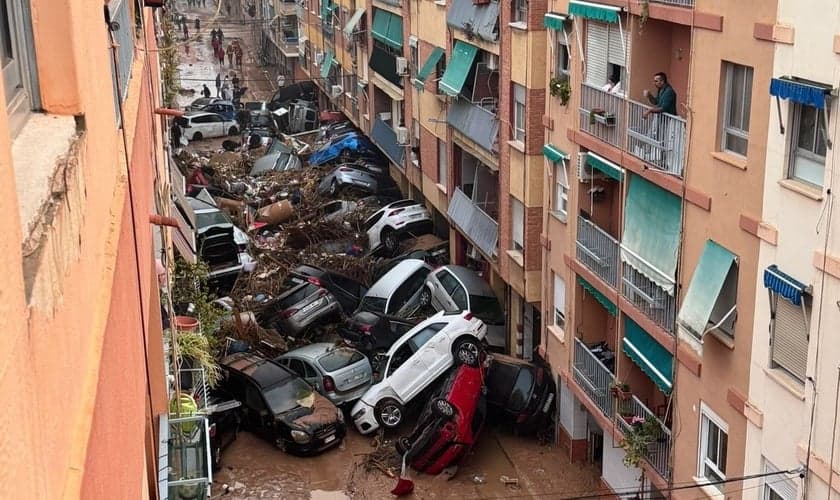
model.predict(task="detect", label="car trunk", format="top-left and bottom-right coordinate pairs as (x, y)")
top-left (317, 349), bottom-right (371, 392)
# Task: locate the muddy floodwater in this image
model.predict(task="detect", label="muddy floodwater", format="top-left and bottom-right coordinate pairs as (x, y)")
top-left (211, 427), bottom-right (602, 499)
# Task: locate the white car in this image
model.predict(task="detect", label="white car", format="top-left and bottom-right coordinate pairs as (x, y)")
top-left (364, 200), bottom-right (433, 255)
top-left (355, 259), bottom-right (432, 318)
top-left (350, 310), bottom-right (486, 434)
top-left (176, 111), bottom-right (239, 141)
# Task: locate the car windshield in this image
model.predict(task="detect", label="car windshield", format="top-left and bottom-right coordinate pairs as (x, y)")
top-left (253, 114), bottom-right (274, 127)
top-left (196, 210), bottom-right (231, 229)
top-left (469, 295), bottom-right (505, 325)
top-left (319, 348), bottom-right (364, 372)
top-left (245, 102), bottom-right (264, 110)
top-left (279, 283), bottom-right (319, 307)
top-left (358, 295), bottom-right (387, 314)
top-left (274, 153), bottom-right (291, 170)
top-left (508, 368), bottom-right (535, 412)
top-left (263, 378), bottom-right (314, 414)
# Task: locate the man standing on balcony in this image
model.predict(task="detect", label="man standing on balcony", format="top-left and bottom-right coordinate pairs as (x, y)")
top-left (642, 72), bottom-right (676, 118)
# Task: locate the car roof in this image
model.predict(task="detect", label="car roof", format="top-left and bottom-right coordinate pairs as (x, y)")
top-left (206, 100), bottom-right (234, 106)
top-left (187, 196), bottom-right (218, 211)
top-left (184, 111), bottom-right (225, 119)
top-left (366, 259), bottom-right (432, 297)
top-left (291, 264), bottom-right (327, 277)
top-left (439, 265), bottom-right (494, 295)
top-left (221, 352), bottom-right (293, 388)
top-left (281, 342), bottom-right (343, 360)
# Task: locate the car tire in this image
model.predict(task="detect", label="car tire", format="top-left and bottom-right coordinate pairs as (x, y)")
top-left (395, 436), bottom-right (412, 455)
top-left (192, 131), bottom-right (203, 141)
top-left (229, 126), bottom-right (239, 135)
top-left (453, 338), bottom-right (481, 367)
top-left (431, 398), bottom-right (455, 418)
top-left (382, 230), bottom-right (399, 256)
top-left (375, 398), bottom-right (405, 429)
top-left (418, 288), bottom-right (432, 307)
top-left (328, 179), bottom-right (338, 196)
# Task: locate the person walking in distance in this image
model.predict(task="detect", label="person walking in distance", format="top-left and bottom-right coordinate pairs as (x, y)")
top-left (194, 17), bottom-right (200, 32)
top-left (218, 45), bottom-right (225, 66)
top-left (182, 22), bottom-right (189, 41)
top-left (227, 43), bottom-right (235, 66)
top-left (201, 84), bottom-right (211, 98)
top-left (215, 73), bottom-right (221, 97)
top-left (231, 72), bottom-right (240, 90)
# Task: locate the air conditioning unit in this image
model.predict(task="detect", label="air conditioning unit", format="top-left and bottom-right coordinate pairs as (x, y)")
top-left (483, 52), bottom-right (499, 71)
top-left (408, 36), bottom-right (419, 48)
top-left (395, 126), bottom-right (410, 145)
top-left (315, 51), bottom-right (325, 66)
top-left (395, 57), bottom-right (408, 76)
top-left (577, 152), bottom-right (605, 181)
top-left (330, 85), bottom-right (343, 98)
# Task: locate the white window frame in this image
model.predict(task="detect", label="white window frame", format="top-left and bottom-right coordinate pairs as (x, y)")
top-left (437, 139), bottom-right (447, 189)
top-left (2, 0), bottom-right (41, 136)
top-left (769, 292), bottom-right (810, 384)
top-left (513, 84), bottom-right (526, 142)
top-left (787, 102), bottom-right (829, 188)
top-left (409, 42), bottom-right (419, 80)
top-left (391, 100), bottom-right (403, 127)
top-left (513, 0), bottom-right (528, 23)
top-left (511, 198), bottom-right (524, 251)
top-left (556, 35), bottom-right (570, 79)
top-left (553, 273), bottom-right (566, 329)
top-left (762, 458), bottom-right (797, 500)
top-left (698, 403), bottom-right (728, 491)
top-left (552, 159), bottom-right (569, 221)
top-left (720, 62), bottom-right (753, 157)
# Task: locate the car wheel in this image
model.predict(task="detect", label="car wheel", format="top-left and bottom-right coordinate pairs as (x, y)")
top-left (395, 436), bottom-right (412, 455)
top-left (432, 398), bottom-right (455, 418)
top-left (418, 288), bottom-right (432, 307)
top-left (229, 126), bottom-right (239, 135)
top-left (382, 230), bottom-right (399, 256)
top-left (375, 398), bottom-right (404, 429)
top-left (454, 338), bottom-right (481, 367)
top-left (328, 179), bottom-right (338, 196)
top-left (192, 131), bottom-right (203, 141)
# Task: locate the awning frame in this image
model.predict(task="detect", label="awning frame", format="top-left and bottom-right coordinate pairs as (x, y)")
top-left (623, 318), bottom-right (673, 394)
top-left (413, 46), bottom-right (445, 89)
top-left (569, 0), bottom-right (621, 23)
top-left (343, 8), bottom-right (366, 37)
top-left (587, 151), bottom-right (624, 181)
top-left (764, 265), bottom-right (809, 306)
top-left (439, 40), bottom-right (479, 97)
top-left (544, 12), bottom-right (567, 30)
top-left (770, 76), bottom-right (834, 147)
top-left (676, 240), bottom-right (738, 340)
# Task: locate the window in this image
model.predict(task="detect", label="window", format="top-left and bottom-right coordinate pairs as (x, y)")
top-left (438, 139), bottom-right (448, 188)
top-left (408, 323), bottom-right (446, 350)
top-left (2, 0), bottom-right (39, 135)
top-left (556, 37), bottom-right (570, 78)
top-left (698, 403), bottom-right (728, 490)
top-left (513, 0), bottom-right (528, 23)
top-left (762, 459), bottom-right (797, 500)
top-left (553, 160), bottom-right (569, 220)
top-left (387, 268), bottom-right (431, 314)
top-left (584, 21), bottom-right (627, 92)
top-left (409, 41), bottom-right (419, 79)
top-left (513, 84), bottom-right (526, 142)
top-left (553, 273), bottom-right (565, 328)
top-left (770, 292), bottom-right (811, 383)
top-left (720, 62), bottom-right (753, 156)
top-left (511, 198), bottom-right (524, 251)
top-left (435, 54), bottom-right (446, 81)
top-left (436, 270), bottom-right (461, 294)
top-left (788, 102), bottom-right (829, 187)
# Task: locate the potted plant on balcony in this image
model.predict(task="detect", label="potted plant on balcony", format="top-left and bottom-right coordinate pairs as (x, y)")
top-left (621, 415), bottom-right (661, 468)
top-left (610, 381), bottom-right (632, 400)
top-left (589, 108), bottom-right (616, 126)
top-left (549, 76), bottom-right (571, 106)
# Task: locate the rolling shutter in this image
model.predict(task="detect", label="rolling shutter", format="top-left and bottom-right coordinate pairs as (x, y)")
top-left (585, 21), bottom-right (608, 86)
top-left (607, 23), bottom-right (628, 67)
top-left (771, 297), bottom-right (809, 382)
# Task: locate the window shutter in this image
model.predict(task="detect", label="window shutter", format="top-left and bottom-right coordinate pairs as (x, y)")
top-left (554, 274), bottom-right (566, 326)
top-left (607, 24), bottom-right (628, 67)
top-left (772, 297), bottom-right (809, 382)
top-left (585, 21), bottom-right (608, 86)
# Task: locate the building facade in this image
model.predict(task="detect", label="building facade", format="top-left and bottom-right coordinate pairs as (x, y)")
top-left (255, 0), bottom-right (307, 85)
top-left (0, 0), bottom-right (170, 498)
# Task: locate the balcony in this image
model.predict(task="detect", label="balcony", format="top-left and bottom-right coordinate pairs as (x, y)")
top-left (369, 44), bottom-right (402, 87)
top-left (626, 100), bottom-right (687, 177)
top-left (579, 83), bottom-right (626, 150)
top-left (576, 215), bottom-right (619, 288)
top-left (371, 117), bottom-right (405, 167)
top-left (447, 187), bottom-right (499, 258)
top-left (447, 99), bottom-right (499, 155)
top-left (617, 395), bottom-right (672, 480)
top-left (651, 0), bottom-right (693, 6)
top-left (573, 337), bottom-right (615, 419)
top-left (167, 415), bottom-right (212, 499)
top-left (446, 0), bottom-right (500, 42)
top-left (621, 265), bottom-right (676, 334)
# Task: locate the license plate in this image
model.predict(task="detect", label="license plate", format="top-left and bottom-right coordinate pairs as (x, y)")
top-left (324, 434), bottom-right (336, 444)
top-left (301, 299), bottom-right (324, 314)
top-left (542, 393), bottom-right (555, 413)
top-left (290, 277), bottom-right (304, 284)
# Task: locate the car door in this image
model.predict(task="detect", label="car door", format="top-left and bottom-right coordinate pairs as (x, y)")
top-left (386, 267), bottom-right (432, 317)
top-left (242, 378), bottom-right (272, 436)
top-left (429, 269), bottom-right (466, 312)
top-left (406, 322), bottom-right (449, 391)
top-left (284, 357), bottom-right (321, 392)
top-left (328, 273), bottom-right (366, 314)
top-left (383, 340), bottom-right (426, 402)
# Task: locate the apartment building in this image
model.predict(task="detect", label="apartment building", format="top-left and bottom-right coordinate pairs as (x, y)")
top-left (744, 3), bottom-right (840, 500)
top-left (540, 0), bottom-right (781, 496)
top-left (297, 0), bottom-right (549, 354)
top-left (256, 0), bottom-right (306, 84)
top-left (0, 0), bottom-right (170, 498)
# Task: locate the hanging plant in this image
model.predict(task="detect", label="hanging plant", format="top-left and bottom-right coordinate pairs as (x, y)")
top-left (639, 0), bottom-right (650, 33)
top-left (550, 76), bottom-right (572, 106)
top-left (621, 415), bottom-right (662, 468)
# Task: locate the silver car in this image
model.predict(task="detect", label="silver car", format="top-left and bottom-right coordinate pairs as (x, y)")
top-left (262, 282), bottom-right (342, 336)
top-left (317, 165), bottom-right (383, 197)
top-left (275, 343), bottom-right (373, 406)
top-left (420, 265), bottom-right (506, 349)
top-left (250, 150), bottom-right (302, 176)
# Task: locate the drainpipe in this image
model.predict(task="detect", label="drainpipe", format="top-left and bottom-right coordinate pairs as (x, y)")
top-left (154, 107), bottom-right (185, 117)
top-left (150, 214), bottom-right (180, 228)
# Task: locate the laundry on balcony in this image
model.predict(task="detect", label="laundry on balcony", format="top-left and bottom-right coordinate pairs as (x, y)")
top-left (568, 0), bottom-right (621, 23)
top-left (413, 47), bottom-right (444, 89)
top-left (586, 152), bottom-right (623, 181)
top-left (620, 175), bottom-right (681, 294)
top-left (446, 0), bottom-right (500, 42)
top-left (623, 317), bottom-right (673, 394)
top-left (769, 77), bottom-right (833, 109)
top-left (439, 41), bottom-right (479, 97)
top-left (371, 9), bottom-right (403, 50)
top-left (677, 240), bottom-right (738, 340)
top-left (543, 12), bottom-right (567, 30)
top-left (343, 8), bottom-right (365, 37)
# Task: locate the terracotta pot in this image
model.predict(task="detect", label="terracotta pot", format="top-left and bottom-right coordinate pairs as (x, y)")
top-left (173, 315), bottom-right (200, 331)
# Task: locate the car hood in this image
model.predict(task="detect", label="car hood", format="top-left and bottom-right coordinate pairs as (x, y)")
top-left (277, 392), bottom-right (339, 430)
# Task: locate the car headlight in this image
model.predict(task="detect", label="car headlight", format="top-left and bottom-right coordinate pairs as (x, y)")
top-left (290, 430), bottom-right (311, 443)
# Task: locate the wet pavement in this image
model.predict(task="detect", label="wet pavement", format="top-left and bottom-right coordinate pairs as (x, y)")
top-left (212, 427), bottom-right (602, 499)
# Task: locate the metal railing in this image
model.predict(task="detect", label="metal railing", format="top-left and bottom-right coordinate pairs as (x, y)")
top-left (651, 0), bottom-right (693, 6)
top-left (626, 99), bottom-right (687, 178)
top-left (178, 367), bottom-right (209, 411)
top-left (617, 395), bottom-right (672, 480)
top-left (576, 216), bottom-right (619, 287)
top-left (573, 338), bottom-right (615, 419)
top-left (447, 99), bottom-right (500, 154)
top-left (371, 117), bottom-right (405, 167)
top-left (579, 83), bottom-right (626, 149)
top-left (447, 187), bottom-right (499, 258)
top-left (168, 415), bottom-right (212, 499)
top-left (621, 265), bottom-right (676, 334)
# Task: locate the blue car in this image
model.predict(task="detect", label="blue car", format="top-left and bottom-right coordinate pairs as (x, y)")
top-left (199, 101), bottom-right (237, 121)
top-left (308, 132), bottom-right (377, 166)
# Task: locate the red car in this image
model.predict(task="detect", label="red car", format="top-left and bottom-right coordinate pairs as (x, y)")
top-left (396, 363), bottom-right (486, 475)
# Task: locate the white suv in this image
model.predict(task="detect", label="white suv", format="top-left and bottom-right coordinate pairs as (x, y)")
top-left (176, 111), bottom-right (239, 141)
top-left (350, 310), bottom-right (486, 434)
top-left (364, 200), bottom-right (433, 256)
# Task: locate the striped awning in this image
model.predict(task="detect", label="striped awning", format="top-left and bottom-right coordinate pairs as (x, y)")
top-left (543, 144), bottom-right (568, 163)
top-left (764, 265), bottom-right (808, 306)
top-left (568, 0), bottom-right (620, 23)
top-left (544, 12), bottom-right (567, 30)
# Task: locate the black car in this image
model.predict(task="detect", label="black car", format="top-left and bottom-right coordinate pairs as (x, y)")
top-left (206, 396), bottom-right (242, 471)
top-left (283, 265), bottom-right (369, 315)
top-left (339, 310), bottom-right (419, 355)
top-left (485, 354), bottom-right (556, 430)
top-left (267, 81), bottom-right (317, 110)
top-left (219, 353), bottom-right (347, 455)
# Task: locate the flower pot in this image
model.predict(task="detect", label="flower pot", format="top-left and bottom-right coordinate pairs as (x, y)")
top-left (173, 315), bottom-right (200, 331)
top-left (610, 386), bottom-right (632, 400)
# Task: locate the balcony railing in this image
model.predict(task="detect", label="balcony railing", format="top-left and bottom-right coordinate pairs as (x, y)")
top-left (573, 338), bottom-right (615, 419)
top-left (167, 415), bottom-right (212, 499)
top-left (371, 117), bottom-right (405, 167)
top-left (579, 83), bottom-right (626, 149)
top-left (576, 215), bottom-right (619, 287)
top-left (447, 187), bottom-right (499, 258)
top-left (447, 99), bottom-right (499, 154)
top-left (617, 395), bottom-right (672, 480)
top-left (626, 100), bottom-right (687, 177)
top-left (179, 367), bottom-right (209, 411)
top-left (651, 0), bottom-right (693, 6)
top-left (621, 265), bottom-right (676, 334)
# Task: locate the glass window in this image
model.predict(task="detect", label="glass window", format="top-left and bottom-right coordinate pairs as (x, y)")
top-left (698, 404), bottom-right (728, 491)
top-left (408, 323), bottom-right (446, 350)
top-left (556, 38), bottom-right (570, 77)
top-left (436, 270), bottom-right (461, 294)
top-left (264, 378), bottom-right (313, 413)
top-left (319, 348), bottom-right (365, 371)
top-left (438, 139), bottom-right (448, 188)
top-left (762, 458), bottom-right (797, 500)
top-left (553, 160), bottom-right (568, 220)
top-left (513, 84), bottom-right (526, 142)
top-left (387, 268), bottom-right (432, 314)
top-left (245, 384), bottom-right (266, 410)
top-left (720, 62), bottom-right (753, 156)
top-left (511, 198), bottom-right (524, 251)
top-left (410, 42), bottom-right (418, 79)
top-left (2, 0), bottom-right (39, 135)
top-left (553, 273), bottom-right (565, 328)
top-left (286, 358), bottom-right (307, 377)
top-left (451, 287), bottom-right (468, 310)
top-left (386, 344), bottom-right (413, 376)
top-left (788, 102), bottom-right (829, 187)
top-left (513, 0), bottom-right (528, 23)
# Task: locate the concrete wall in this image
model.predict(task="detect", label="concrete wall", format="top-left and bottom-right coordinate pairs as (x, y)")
top-left (602, 440), bottom-right (642, 493)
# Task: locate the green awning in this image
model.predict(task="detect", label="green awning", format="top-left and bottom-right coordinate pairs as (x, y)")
top-left (623, 317), bottom-right (673, 394)
top-left (587, 152), bottom-right (623, 181)
top-left (544, 12), bottom-right (567, 30)
top-left (320, 49), bottom-right (334, 78)
top-left (439, 41), bottom-right (478, 97)
top-left (414, 47), bottom-right (445, 89)
top-left (577, 276), bottom-right (617, 316)
top-left (543, 144), bottom-right (568, 163)
top-left (568, 0), bottom-right (620, 23)
top-left (371, 9), bottom-right (403, 50)
top-left (321, 1), bottom-right (337, 22)
top-left (620, 175), bottom-right (682, 294)
top-left (677, 240), bottom-right (737, 339)
top-left (343, 8), bottom-right (365, 36)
